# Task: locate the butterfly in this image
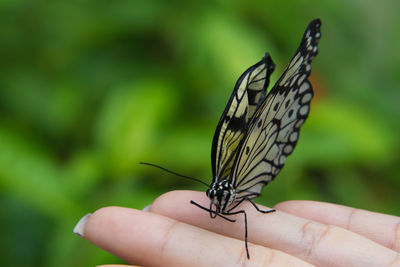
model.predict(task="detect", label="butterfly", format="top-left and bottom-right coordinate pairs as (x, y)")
top-left (190, 18), bottom-right (322, 259)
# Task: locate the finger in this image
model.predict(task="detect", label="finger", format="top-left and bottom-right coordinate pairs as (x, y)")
top-left (75, 206), bottom-right (312, 267)
top-left (274, 200), bottom-right (400, 252)
top-left (150, 190), bottom-right (400, 267)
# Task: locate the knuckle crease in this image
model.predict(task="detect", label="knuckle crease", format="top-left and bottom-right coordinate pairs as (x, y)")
top-left (301, 220), bottom-right (331, 261)
top-left (159, 220), bottom-right (179, 261)
top-left (392, 221), bottom-right (400, 252)
top-left (346, 208), bottom-right (358, 230)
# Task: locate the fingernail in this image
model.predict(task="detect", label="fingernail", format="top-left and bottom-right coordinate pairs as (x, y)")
top-left (142, 204), bottom-right (151, 211)
top-left (73, 213), bottom-right (91, 237)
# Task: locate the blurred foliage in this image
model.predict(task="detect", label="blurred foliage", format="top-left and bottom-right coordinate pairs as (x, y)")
top-left (0, 0), bottom-right (399, 266)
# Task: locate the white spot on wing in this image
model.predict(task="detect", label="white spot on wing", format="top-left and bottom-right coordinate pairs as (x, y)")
top-left (279, 155), bottom-right (285, 165)
top-left (284, 145), bottom-right (293, 154)
top-left (295, 119), bottom-right (304, 128)
top-left (299, 105), bottom-right (309, 116)
top-left (299, 83), bottom-right (310, 93)
top-left (302, 93), bottom-right (312, 104)
top-left (289, 132), bottom-right (298, 142)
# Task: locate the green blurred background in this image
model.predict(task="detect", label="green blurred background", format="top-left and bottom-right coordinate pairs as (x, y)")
top-left (1, 0), bottom-right (399, 266)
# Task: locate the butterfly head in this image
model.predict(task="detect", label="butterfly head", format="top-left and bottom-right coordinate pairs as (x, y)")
top-left (206, 179), bottom-right (236, 216)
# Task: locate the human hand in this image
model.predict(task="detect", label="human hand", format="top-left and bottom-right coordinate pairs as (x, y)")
top-left (74, 190), bottom-right (400, 266)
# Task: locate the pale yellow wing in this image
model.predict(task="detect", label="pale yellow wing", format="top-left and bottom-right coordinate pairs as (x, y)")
top-left (231, 19), bottom-right (322, 199)
top-left (211, 54), bottom-right (275, 182)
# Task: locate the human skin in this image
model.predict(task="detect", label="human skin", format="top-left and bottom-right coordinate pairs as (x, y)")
top-left (75, 190), bottom-right (400, 267)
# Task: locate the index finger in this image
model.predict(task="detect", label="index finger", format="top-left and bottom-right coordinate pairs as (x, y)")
top-left (150, 190), bottom-right (400, 267)
top-left (75, 206), bottom-right (312, 267)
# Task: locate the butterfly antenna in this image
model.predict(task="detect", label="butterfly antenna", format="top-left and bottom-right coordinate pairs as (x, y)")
top-left (139, 162), bottom-right (209, 187)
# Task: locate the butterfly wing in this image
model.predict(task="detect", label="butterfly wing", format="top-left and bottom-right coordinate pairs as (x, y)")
top-left (211, 54), bottom-right (275, 182)
top-left (231, 19), bottom-right (322, 199)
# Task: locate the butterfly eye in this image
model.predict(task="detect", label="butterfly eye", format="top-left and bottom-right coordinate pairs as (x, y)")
top-left (206, 189), bottom-right (211, 197)
top-left (215, 188), bottom-right (223, 198)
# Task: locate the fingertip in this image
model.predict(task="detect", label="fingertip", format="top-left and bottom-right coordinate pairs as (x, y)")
top-left (83, 206), bottom-right (137, 245)
top-left (73, 213), bottom-right (92, 237)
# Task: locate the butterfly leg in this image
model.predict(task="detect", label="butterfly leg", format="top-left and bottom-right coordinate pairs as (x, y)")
top-left (227, 198), bottom-right (275, 214)
top-left (190, 200), bottom-right (236, 222)
top-left (223, 209), bottom-right (250, 259)
top-left (247, 198), bottom-right (276, 214)
top-left (191, 199), bottom-right (272, 259)
top-left (226, 198), bottom-right (247, 212)
top-left (192, 200), bottom-right (250, 258)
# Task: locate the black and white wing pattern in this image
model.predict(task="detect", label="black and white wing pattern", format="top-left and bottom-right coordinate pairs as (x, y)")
top-left (231, 19), bottom-right (322, 199)
top-left (211, 54), bottom-right (275, 182)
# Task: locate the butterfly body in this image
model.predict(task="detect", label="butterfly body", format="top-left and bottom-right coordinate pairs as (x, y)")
top-left (195, 19), bottom-right (322, 259)
top-left (206, 179), bottom-right (236, 215)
